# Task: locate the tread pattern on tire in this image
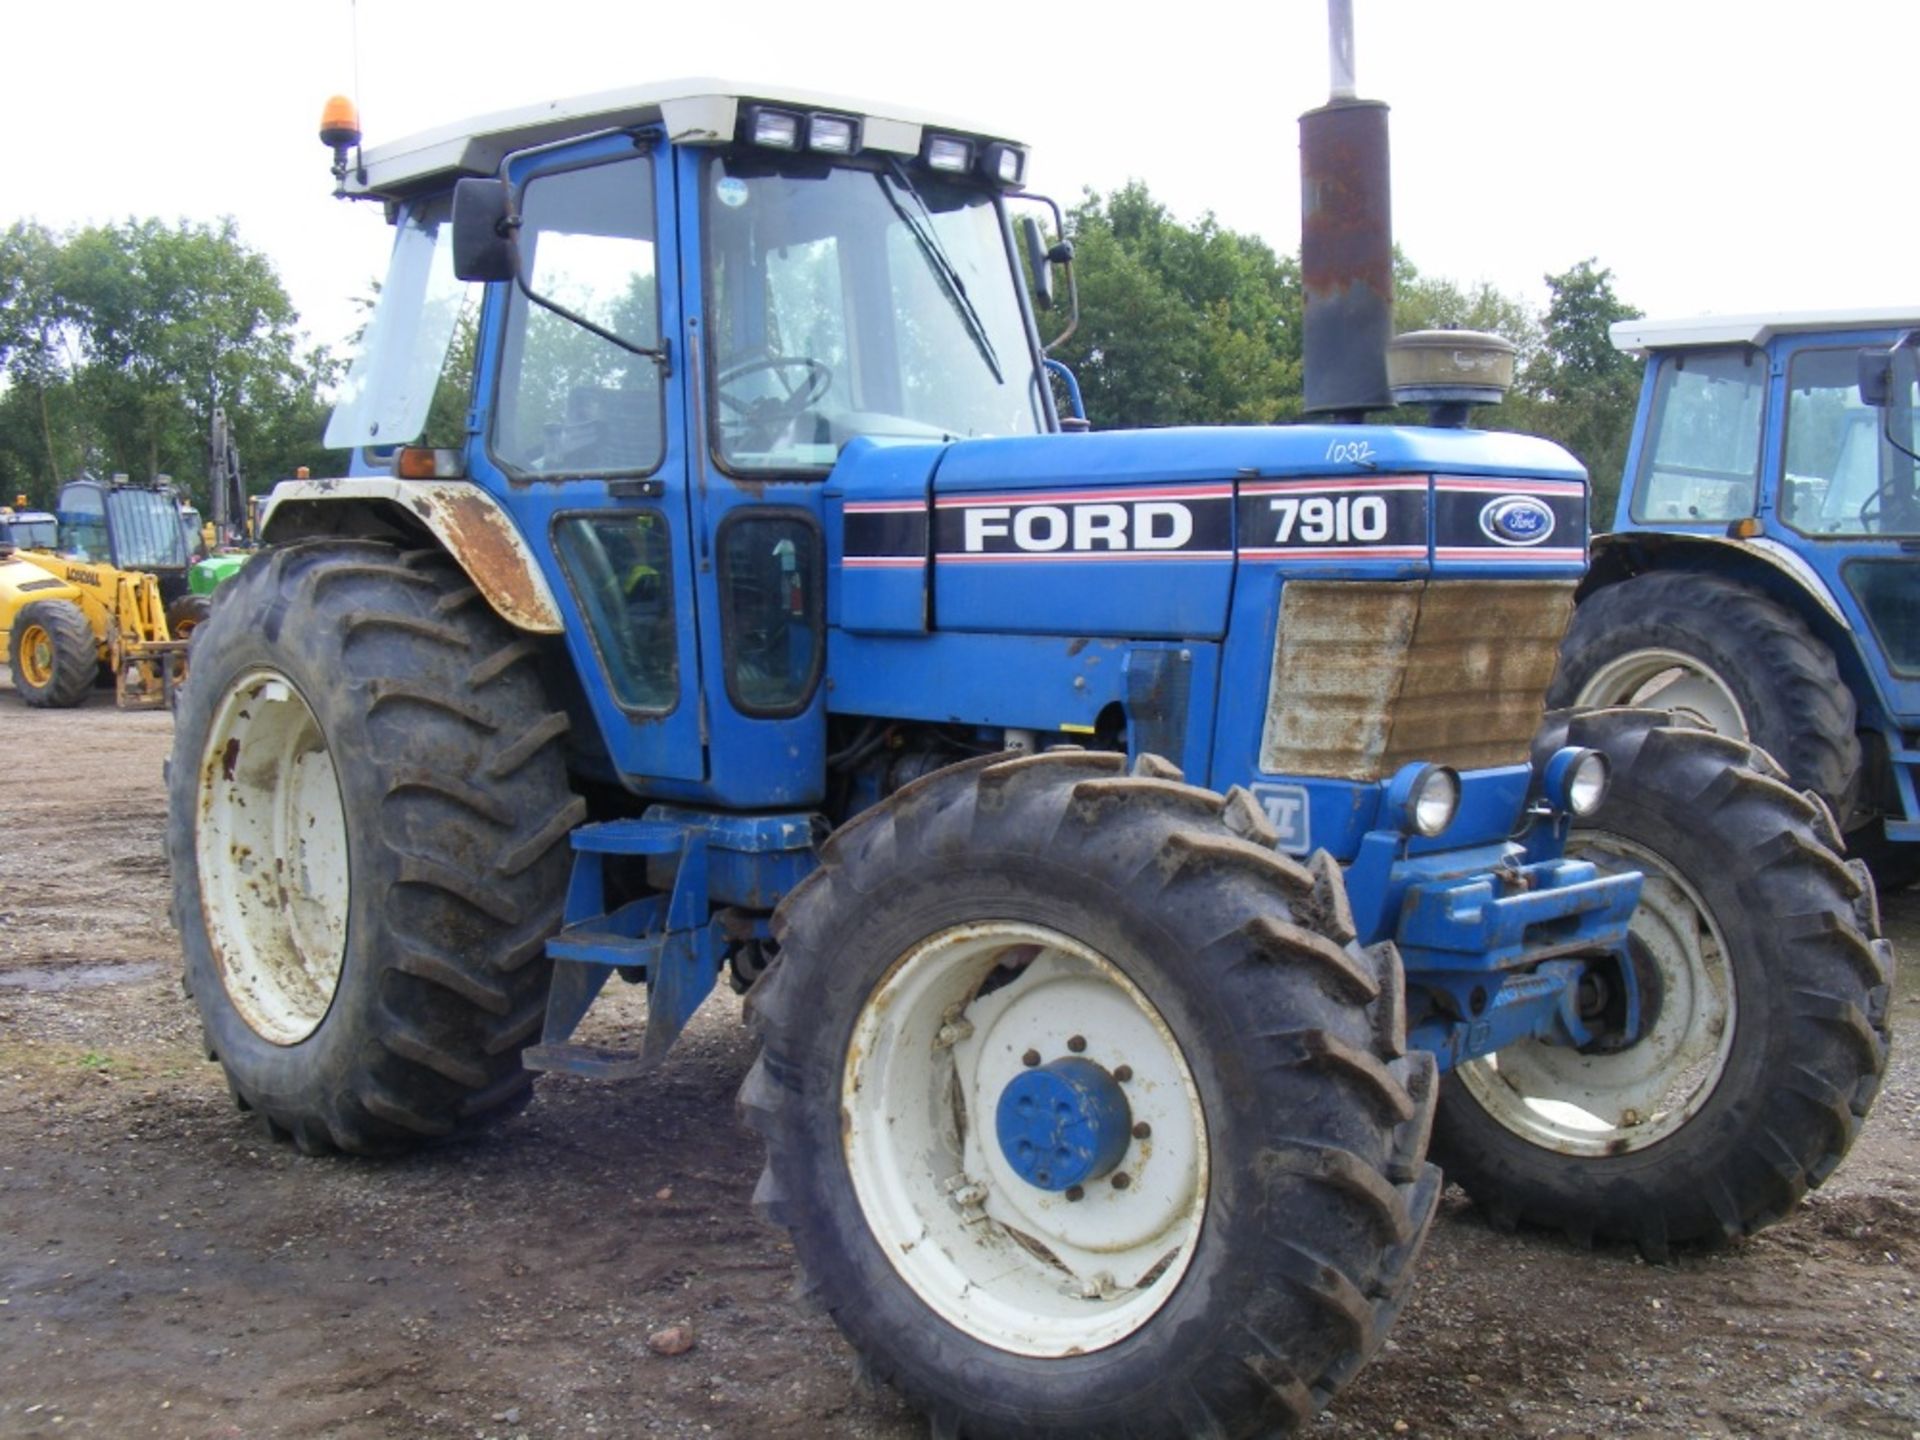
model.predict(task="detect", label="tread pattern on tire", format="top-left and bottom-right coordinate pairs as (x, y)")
top-left (740, 750), bottom-right (1440, 1439)
top-left (1437, 706), bottom-right (1891, 1258)
top-left (169, 539), bottom-right (580, 1155)
top-left (10, 598), bottom-right (96, 707)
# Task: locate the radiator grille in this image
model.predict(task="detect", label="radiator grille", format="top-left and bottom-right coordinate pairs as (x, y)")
top-left (1260, 579), bottom-right (1577, 781)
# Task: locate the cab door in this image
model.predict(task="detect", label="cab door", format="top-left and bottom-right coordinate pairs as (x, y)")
top-left (466, 130), bottom-right (707, 783)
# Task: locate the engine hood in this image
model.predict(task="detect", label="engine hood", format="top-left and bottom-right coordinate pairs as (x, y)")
top-left (825, 423), bottom-right (1591, 640)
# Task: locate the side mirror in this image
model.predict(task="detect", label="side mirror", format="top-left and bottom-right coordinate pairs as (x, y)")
top-left (452, 178), bottom-right (517, 283)
top-left (1020, 215), bottom-right (1055, 312)
top-left (1861, 330), bottom-right (1920, 407)
top-left (1859, 346), bottom-right (1893, 407)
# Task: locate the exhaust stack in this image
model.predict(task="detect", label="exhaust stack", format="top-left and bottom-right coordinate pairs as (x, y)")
top-left (1300, 0), bottom-right (1393, 420)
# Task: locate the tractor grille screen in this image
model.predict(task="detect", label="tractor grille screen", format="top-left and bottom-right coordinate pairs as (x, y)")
top-left (1260, 579), bottom-right (1577, 781)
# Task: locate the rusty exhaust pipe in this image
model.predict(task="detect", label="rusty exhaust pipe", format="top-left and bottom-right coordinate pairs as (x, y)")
top-left (1301, 0), bottom-right (1393, 421)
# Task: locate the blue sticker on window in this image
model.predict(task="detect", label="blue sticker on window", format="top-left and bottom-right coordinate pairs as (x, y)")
top-left (714, 176), bottom-right (749, 209)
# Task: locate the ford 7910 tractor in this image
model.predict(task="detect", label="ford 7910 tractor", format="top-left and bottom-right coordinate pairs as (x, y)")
top-left (165, 71), bottom-right (1892, 1440)
top-left (1553, 311), bottom-right (1920, 890)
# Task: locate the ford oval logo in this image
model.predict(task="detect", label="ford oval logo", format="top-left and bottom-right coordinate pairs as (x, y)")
top-left (1479, 495), bottom-right (1556, 547)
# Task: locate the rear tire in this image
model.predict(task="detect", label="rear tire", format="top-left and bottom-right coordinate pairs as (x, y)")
top-left (1432, 709), bottom-right (1893, 1256)
top-left (167, 539), bottom-right (583, 1154)
top-left (742, 750), bottom-right (1439, 1438)
top-left (9, 599), bottom-right (96, 707)
top-left (1552, 571), bottom-right (1862, 822)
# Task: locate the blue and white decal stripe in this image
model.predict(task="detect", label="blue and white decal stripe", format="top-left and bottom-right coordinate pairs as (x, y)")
top-left (844, 499), bottom-right (930, 569)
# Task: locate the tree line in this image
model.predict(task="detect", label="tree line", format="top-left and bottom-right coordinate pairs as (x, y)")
top-left (1043, 183), bottom-right (1644, 520)
top-left (0, 188), bottom-right (1645, 521)
top-left (0, 218), bottom-right (334, 515)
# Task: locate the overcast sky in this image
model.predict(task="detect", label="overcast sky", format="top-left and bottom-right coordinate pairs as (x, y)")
top-left (11, 0), bottom-right (1918, 359)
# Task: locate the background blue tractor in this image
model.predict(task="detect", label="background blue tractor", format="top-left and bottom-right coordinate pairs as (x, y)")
top-left (1554, 311), bottom-right (1920, 889)
top-left (164, 71), bottom-right (1891, 1440)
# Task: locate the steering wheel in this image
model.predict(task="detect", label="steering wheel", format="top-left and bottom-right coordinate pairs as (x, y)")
top-left (714, 355), bottom-right (832, 442)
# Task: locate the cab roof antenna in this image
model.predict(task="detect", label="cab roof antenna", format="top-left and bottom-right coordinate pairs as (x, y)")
top-left (319, 0), bottom-right (367, 198)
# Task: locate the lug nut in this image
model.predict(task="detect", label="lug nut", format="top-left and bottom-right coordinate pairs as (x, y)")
top-left (1067, 1035), bottom-right (1087, 1053)
top-left (1022, 1049), bottom-right (1041, 1067)
top-left (1112, 1064), bottom-right (1133, 1082)
top-left (1111, 1172), bottom-right (1131, 1190)
top-left (1064, 1184), bottom-right (1085, 1202)
top-left (1132, 1121), bottom-right (1151, 1140)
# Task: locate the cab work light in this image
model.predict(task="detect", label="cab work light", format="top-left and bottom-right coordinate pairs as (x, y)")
top-left (747, 106), bottom-right (802, 150)
top-left (808, 114), bottom-right (859, 154)
top-left (925, 135), bottom-right (973, 173)
top-left (981, 141), bottom-right (1024, 186)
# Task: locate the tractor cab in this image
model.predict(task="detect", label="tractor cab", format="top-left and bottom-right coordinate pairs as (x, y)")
top-left (0, 502), bottom-right (58, 551)
top-left (1572, 311), bottom-right (1920, 859)
top-left (54, 474), bottom-right (195, 603)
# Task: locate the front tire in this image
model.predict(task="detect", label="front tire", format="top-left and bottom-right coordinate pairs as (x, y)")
top-left (9, 599), bottom-right (96, 707)
top-left (166, 540), bottom-right (584, 1154)
top-left (742, 750), bottom-right (1439, 1438)
top-left (1432, 709), bottom-right (1893, 1256)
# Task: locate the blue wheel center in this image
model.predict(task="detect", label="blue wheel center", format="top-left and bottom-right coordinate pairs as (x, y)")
top-left (994, 1056), bottom-right (1133, 1192)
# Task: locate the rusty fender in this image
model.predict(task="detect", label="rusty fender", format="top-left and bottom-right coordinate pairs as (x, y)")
top-left (259, 478), bottom-right (563, 633)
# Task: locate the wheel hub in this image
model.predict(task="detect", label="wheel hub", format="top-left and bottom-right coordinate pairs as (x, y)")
top-left (20, 626), bottom-right (51, 686)
top-left (195, 669), bottom-right (350, 1046)
top-left (996, 1057), bottom-right (1132, 1191)
top-left (843, 923), bottom-right (1208, 1356)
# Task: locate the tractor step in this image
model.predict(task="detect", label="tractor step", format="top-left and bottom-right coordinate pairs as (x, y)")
top-left (547, 925), bottom-right (666, 968)
top-left (522, 1041), bottom-right (650, 1080)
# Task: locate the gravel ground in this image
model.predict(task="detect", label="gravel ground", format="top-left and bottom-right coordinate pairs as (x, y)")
top-left (1, 689), bottom-right (1915, 1439)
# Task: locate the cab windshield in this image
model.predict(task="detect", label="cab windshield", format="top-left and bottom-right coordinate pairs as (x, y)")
top-left (4, 517), bottom-right (56, 548)
top-left (704, 155), bottom-right (1045, 474)
top-left (62, 486), bottom-right (190, 569)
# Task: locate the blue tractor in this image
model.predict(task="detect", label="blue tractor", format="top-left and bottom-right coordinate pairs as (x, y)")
top-left (1553, 311), bottom-right (1920, 889)
top-left (165, 78), bottom-right (1891, 1439)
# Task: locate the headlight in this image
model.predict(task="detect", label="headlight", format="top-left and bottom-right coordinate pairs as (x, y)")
top-left (1387, 762), bottom-right (1460, 838)
top-left (1544, 746), bottom-right (1611, 818)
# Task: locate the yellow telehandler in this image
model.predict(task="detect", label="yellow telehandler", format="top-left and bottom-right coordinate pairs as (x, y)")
top-left (1, 543), bottom-right (187, 709)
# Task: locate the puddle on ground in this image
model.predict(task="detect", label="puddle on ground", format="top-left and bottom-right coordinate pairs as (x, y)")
top-left (0, 962), bottom-right (165, 993)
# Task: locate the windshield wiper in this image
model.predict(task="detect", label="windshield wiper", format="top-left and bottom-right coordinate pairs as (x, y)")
top-left (879, 159), bottom-right (1003, 386)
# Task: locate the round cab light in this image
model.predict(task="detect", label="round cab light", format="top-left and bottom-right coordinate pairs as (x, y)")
top-left (319, 94), bottom-right (361, 151)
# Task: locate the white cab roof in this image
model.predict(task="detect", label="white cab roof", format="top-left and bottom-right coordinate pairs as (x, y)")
top-left (1612, 308), bottom-right (1920, 355)
top-left (348, 77), bottom-right (1020, 200)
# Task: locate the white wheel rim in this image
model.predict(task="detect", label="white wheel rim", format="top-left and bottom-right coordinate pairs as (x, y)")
top-left (195, 668), bottom-right (350, 1045)
top-left (1456, 835), bottom-right (1736, 1156)
top-left (844, 923), bottom-right (1208, 1357)
top-left (1574, 648), bottom-right (1748, 740)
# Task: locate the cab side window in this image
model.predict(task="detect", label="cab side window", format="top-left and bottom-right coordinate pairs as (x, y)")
top-left (1630, 348), bottom-right (1764, 523)
top-left (494, 155), bottom-right (664, 477)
